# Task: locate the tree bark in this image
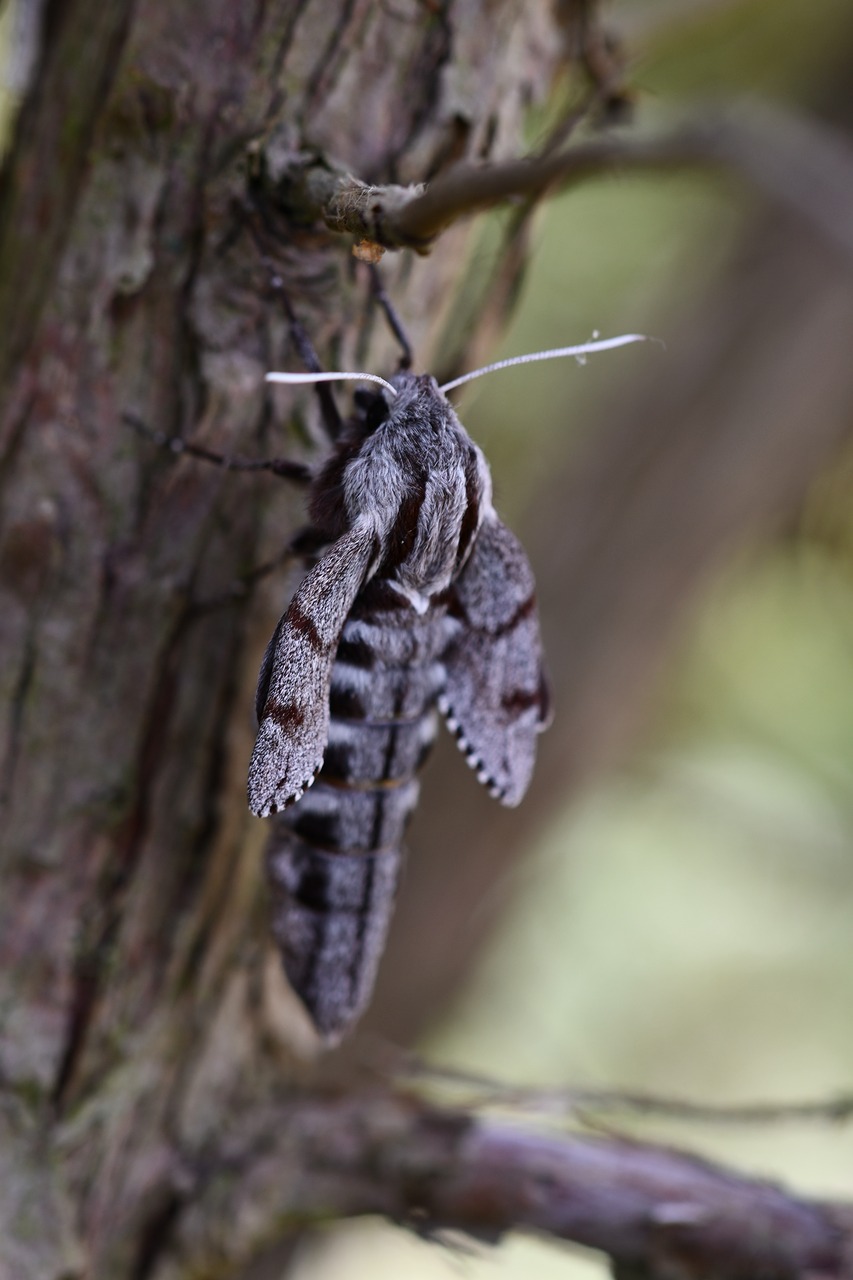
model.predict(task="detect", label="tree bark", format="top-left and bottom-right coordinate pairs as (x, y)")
top-left (0, 1), bottom-right (586, 1275)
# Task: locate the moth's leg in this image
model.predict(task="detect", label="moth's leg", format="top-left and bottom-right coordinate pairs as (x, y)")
top-left (273, 281), bottom-right (344, 443)
top-left (122, 412), bottom-right (313, 485)
top-left (368, 263), bottom-right (413, 370)
top-left (245, 219), bottom-right (344, 442)
top-left (186, 524), bottom-right (325, 616)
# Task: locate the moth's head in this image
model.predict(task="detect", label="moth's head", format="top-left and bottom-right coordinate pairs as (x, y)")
top-left (352, 386), bottom-right (392, 434)
top-left (350, 371), bottom-right (446, 436)
top-left (387, 370), bottom-right (446, 415)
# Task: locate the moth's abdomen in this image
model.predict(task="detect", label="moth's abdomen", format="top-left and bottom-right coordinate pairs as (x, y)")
top-left (265, 833), bottom-right (400, 1043)
top-left (265, 600), bottom-right (448, 1042)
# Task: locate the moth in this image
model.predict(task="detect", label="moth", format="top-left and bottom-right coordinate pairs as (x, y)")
top-left (248, 331), bottom-right (647, 1044)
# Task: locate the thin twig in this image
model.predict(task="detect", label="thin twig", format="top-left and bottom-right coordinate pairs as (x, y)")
top-left (382, 1050), bottom-right (853, 1128)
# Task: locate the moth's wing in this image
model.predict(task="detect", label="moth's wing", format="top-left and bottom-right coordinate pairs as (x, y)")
top-left (248, 524), bottom-right (377, 817)
top-left (441, 513), bottom-right (550, 807)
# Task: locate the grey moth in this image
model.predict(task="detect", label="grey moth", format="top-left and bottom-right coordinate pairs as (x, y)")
top-left (249, 334), bottom-right (646, 1043)
top-left (247, 369), bottom-right (546, 1043)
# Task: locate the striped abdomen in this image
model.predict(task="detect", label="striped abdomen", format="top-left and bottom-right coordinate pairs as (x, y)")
top-left (265, 581), bottom-right (449, 1042)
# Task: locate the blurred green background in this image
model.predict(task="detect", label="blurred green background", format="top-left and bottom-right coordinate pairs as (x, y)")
top-left (294, 0), bottom-right (853, 1275)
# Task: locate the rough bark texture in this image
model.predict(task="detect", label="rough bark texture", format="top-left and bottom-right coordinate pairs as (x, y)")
top-left (0, 2), bottom-right (582, 1276)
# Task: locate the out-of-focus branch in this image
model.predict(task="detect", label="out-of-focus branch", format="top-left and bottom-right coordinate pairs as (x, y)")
top-left (385, 1051), bottom-right (853, 1128)
top-left (184, 1091), bottom-right (853, 1279)
top-left (269, 104), bottom-right (853, 262)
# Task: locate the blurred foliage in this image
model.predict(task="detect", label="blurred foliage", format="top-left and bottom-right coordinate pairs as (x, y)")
top-left (297, 0), bottom-right (853, 1276)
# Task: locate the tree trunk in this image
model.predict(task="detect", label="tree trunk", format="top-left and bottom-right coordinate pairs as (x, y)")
top-left (5, 2), bottom-right (853, 1277)
top-left (0, 2), bottom-right (585, 1275)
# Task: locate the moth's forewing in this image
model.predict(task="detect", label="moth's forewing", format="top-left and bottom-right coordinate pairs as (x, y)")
top-left (248, 523), bottom-right (377, 816)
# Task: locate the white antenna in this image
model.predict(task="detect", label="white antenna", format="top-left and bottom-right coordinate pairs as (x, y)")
top-left (439, 333), bottom-right (651, 394)
top-left (266, 371), bottom-right (398, 397)
top-left (265, 333), bottom-right (656, 401)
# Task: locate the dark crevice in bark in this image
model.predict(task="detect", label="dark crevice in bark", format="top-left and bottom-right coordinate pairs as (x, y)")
top-left (0, 388), bottom-right (35, 481)
top-left (131, 1192), bottom-right (184, 1280)
top-left (166, 610), bottom-right (248, 991)
top-left (52, 615), bottom-right (188, 1107)
top-left (51, 958), bottom-right (102, 1108)
top-left (176, 146), bottom-right (221, 431)
top-left (0, 397), bottom-right (63, 808)
top-left (0, 626), bottom-right (39, 809)
top-left (386, 4), bottom-right (454, 184)
top-left (301, 0), bottom-right (362, 128)
top-left (263, 0), bottom-right (314, 124)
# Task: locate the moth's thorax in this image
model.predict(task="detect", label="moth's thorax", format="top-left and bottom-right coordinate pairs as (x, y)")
top-left (337, 372), bottom-right (492, 605)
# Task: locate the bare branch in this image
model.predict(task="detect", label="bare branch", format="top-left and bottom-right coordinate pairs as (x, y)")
top-left (269, 104), bottom-right (853, 263)
top-left (194, 1092), bottom-right (853, 1280)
